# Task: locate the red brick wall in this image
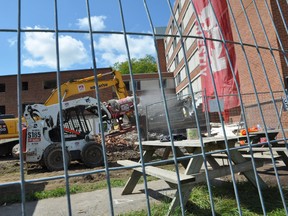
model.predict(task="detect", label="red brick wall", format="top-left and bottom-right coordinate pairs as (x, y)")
top-left (229, 0), bottom-right (288, 128)
top-left (271, 0), bottom-right (288, 81)
top-left (0, 76), bottom-right (17, 114)
top-left (0, 68), bottom-right (111, 115)
top-left (156, 39), bottom-right (167, 72)
top-left (229, 0), bottom-right (285, 95)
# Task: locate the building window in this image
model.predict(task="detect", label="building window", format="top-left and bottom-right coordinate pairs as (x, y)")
top-left (0, 83), bottom-right (5, 92)
top-left (185, 22), bottom-right (197, 51)
top-left (0, 106), bottom-right (5, 114)
top-left (177, 91), bottom-right (183, 100)
top-left (173, 37), bottom-right (177, 49)
top-left (175, 73), bottom-right (181, 86)
top-left (159, 79), bottom-right (167, 88)
top-left (124, 81), bottom-right (130, 91)
top-left (180, 0), bottom-right (186, 10)
top-left (168, 46), bottom-right (173, 60)
top-left (176, 31), bottom-right (180, 44)
top-left (285, 77), bottom-right (288, 89)
top-left (169, 60), bottom-right (176, 72)
top-left (183, 2), bottom-right (193, 30)
top-left (171, 20), bottom-right (175, 33)
top-left (188, 49), bottom-right (200, 72)
top-left (165, 39), bottom-right (167, 50)
top-left (44, 80), bottom-right (57, 89)
top-left (123, 81), bottom-right (141, 91)
top-left (179, 67), bottom-right (187, 82)
top-left (136, 81), bottom-right (141, 90)
top-left (175, 5), bottom-right (180, 20)
top-left (175, 54), bottom-right (179, 67)
top-left (133, 80), bottom-right (141, 91)
top-left (178, 47), bottom-right (184, 62)
top-left (22, 82), bottom-right (28, 91)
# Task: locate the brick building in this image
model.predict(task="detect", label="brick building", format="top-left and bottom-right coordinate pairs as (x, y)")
top-left (164, 0), bottom-right (287, 127)
top-left (0, 68), bottom-right (174, 116)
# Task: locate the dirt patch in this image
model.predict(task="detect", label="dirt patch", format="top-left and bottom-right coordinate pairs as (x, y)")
top-left (0, 144), bottom-right (140, 201)
top-left (0, 132), bottom-right (141, 198)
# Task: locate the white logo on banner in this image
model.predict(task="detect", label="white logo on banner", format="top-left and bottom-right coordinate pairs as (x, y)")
top-left (197, 3), bottom-right (227, 75)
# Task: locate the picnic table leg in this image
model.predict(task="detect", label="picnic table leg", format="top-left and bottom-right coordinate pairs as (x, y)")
top-left (276, 150), bottom-right (288, 166)
top-left (270, 140), bottom-right (288, 166)
top-left (167, 183), bottom-right (193, 216)
top-left (121, 149), bottom-right (156, 195)
top-left (162, 147), bottom-right (171, 159)
top-left (161, 146), bottom-right (190, 168)
top-left (184, 148), bottom-right (204, 175)
top-left (229, 149), bottom-right (268, 189)
top-left (161, 147), bottom-right (199, 215)
top-left (206, 155), bottom-right (221, 169)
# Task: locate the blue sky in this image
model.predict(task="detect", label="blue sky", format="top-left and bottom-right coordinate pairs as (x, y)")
top-left (0, 0), bottom-right (174, 75)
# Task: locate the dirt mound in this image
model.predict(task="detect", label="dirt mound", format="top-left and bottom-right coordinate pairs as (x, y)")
top-left (0, 132), bottom-right (140, 179)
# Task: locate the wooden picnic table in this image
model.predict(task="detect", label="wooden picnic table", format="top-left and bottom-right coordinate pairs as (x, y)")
top-left (118, 136), bottom-right (268, 216)
top-left (238, 129), bottom-right (288, 166)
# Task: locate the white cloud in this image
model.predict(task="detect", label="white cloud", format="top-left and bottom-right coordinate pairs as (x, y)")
top-left (21, 16), bottom-right (156, 70)
top-left (76, 16), bottom-right (106, 31)
top-left (101, 52), bottom-right (127, 64)
top-left (23, 27), bottom-right (89, 69)
top-left (94, 34), bottom-right (156, 66)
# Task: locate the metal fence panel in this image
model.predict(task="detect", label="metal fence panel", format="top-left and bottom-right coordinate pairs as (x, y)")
top-left (0, 0), bottom-right (287, 216)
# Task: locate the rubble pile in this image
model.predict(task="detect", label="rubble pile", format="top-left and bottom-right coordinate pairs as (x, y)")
top-left (107, 132), bottom-right (140, 161)
top-left (95, 132), bottom-right (138, 154)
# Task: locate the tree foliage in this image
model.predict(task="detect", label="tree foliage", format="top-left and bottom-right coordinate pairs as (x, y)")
top-left (113, 55), bottom-right (157, 74)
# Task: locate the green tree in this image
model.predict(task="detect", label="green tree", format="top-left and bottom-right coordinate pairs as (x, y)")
top-left (113, 55), bottom-right (157, 74)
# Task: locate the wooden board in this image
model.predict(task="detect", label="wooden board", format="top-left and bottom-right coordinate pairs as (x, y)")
top-left (136, 136), bottom-right (246, 148)
top-left (117, 160), bottom-right (195, 184)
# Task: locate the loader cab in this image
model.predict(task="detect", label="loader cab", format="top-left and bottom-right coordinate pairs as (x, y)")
top-left (48, 104), bottom-right (110, 142)
top-left (49, 106), bottom-right (92, 142)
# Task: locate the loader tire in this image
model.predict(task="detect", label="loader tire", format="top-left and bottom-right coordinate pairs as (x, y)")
top-left (43, 145), bottom-right (71, 171)
top-left (39, 157), bottom-right (46, 169)
top-left (81, 143), bottom-right (103, 168)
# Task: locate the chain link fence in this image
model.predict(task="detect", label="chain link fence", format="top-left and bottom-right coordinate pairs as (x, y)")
top-left (145, 91), bottom-right (287, 137)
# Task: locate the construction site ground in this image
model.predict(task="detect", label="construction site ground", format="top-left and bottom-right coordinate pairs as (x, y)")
top-left (0, 132), bottom-right (140, 193)
top-left (0, 132), bottom-right (287, 215)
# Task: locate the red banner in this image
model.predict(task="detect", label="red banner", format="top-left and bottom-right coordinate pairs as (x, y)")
top-left (193, 0), bottom-right (240, 112)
